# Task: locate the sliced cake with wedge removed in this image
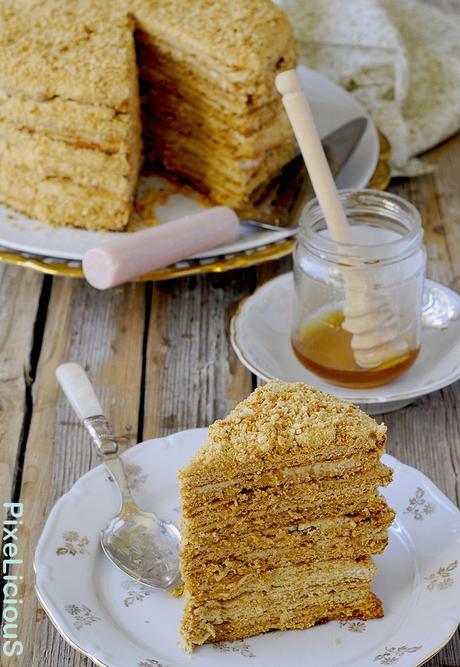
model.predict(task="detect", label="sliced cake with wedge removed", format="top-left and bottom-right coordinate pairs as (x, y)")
top-left (178, 380), bottom-right (394, 650)
top-left (0, 0), bottom-right (296, 230)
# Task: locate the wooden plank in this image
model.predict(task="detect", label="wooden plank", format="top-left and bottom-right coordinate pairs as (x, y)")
top-left (142, 271), bottom-right (254, 439)
top-left (428, 132), bottom-right (460, 292)
top-left (389, 173), bottom-right (454, 287)
top-left (6, 277), bottom-right (146, 666)
top-left (0, 265), bottom-right (43, 511)
top-left (380, 385), bottom-right (459, 502)
top-left (256, 255), bottom-right (292, 285)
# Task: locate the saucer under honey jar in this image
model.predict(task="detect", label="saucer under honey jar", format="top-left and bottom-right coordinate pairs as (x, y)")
top-left (230, 273), bottom-right (460, 414)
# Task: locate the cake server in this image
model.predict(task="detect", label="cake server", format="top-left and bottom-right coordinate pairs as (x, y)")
top-left (239, 116), bottom-right (368, 232)
top-left (83, 206), bottom-right (239, 289)
top-left (56, 362), bottom-right (181, 590)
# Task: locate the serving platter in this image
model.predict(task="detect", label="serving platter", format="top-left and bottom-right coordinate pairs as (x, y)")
top-left (35, 428), bottom-right (460, 667)
top-left (0, 67), bottom-right (390, 281)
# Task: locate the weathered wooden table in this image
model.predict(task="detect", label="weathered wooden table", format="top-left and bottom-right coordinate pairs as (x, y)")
top-left (1, 126), bottom-right (459, 665)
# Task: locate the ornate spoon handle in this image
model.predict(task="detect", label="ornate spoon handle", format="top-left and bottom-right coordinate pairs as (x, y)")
top-left (56, 362), bottom-right (135, 506)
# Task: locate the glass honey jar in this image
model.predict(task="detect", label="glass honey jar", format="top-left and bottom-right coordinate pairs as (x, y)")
top-left (291, 189), bottom-right (426, 388)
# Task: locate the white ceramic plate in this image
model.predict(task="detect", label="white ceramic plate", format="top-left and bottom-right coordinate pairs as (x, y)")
top-left (231, 274), bottom-right (460, 414)
top-left (0, 66), bottom-right (379, 262)
top-left (35, 428), bottom-right (460, 667)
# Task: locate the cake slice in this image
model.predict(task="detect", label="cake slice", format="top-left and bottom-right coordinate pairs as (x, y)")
top-left (178, 381), bottom-right (394, 650)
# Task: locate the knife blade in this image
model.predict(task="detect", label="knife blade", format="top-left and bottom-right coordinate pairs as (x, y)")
top-left (238, 116), bottom-right (368, 231)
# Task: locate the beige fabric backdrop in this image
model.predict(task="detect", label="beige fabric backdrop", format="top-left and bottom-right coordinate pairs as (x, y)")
top-left (277, 0), bottom-right (460, 175)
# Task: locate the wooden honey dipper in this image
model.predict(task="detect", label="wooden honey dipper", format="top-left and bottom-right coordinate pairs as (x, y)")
top-left (276, 69), bottom-right (409, 368)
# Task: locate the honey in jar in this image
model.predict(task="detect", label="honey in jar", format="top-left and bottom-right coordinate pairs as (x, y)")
top-left (292, 309), bottom-right (420, 389)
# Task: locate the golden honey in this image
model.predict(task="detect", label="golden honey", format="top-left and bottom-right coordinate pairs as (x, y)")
top-left (292, 309), bottom-right (420, 389)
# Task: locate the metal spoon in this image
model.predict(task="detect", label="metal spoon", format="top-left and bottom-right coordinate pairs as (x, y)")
top-left (55, 362), bottom-right (181, 590)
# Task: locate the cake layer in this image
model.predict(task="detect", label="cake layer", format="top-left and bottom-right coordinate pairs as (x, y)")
top-left (181, 506), bottom-right (395, 572)
top-left (145, 138), bottom-right (291, 183)
top-left (0, 91), bottom-right (134, 153)
top-left (186, 556), bottom-right (376, 603)
top-left (179, 382), bottom-right (393, 651)
top-left (192, 582), bottom-right (375, 625)
top-left (138, 51), bottom-right (290, 119)
top-left (139, 76), bottom-right (282, 135)
top-left (146, 134), bottom-right (294, 188)
top-left (181, 456), bottom-right (391, 513)
top-left (0, 159), bottom-right (131, 231)
top-left (141, 103), bottom-right (293, 160)
top-left (135, 31), bottom-right (295, 108)
top-left (179, 383), bottom-right (387, 489)
top-left (183, 486), bottom-right (386, 538)
top-left (181, 530), bottom-right (390, 593)
top-left (144, 141), bottom-right (295, 207)
top-left (0, 121), bottom-right (134, 196)
top-left (0, 0), bottom-right (138, 110)
top-left (133, 0), bottom-right (296, 209)
top-left (144, 137), bottom-right (290, 197)
top-left (0, 0), bottom-right (142, 231)
top-left (182, 589), bottom-right (383, 648)
top-left (182, 504), bottom-right (394, 560)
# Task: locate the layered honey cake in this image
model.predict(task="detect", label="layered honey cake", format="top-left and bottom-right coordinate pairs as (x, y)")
top-left (178, 381), bottom-right (394, 650)
top-left (0, 0), bottom-right (296, 231)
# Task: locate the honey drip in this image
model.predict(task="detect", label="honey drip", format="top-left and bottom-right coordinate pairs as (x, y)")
top-left (292, 309), bottom-right (419, 388)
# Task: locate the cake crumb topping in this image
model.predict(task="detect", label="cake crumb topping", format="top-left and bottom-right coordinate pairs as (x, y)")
top-left (185, 381), bottom-right (386, 475)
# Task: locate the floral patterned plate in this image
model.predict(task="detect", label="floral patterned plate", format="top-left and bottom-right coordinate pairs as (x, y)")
top-left (35, 428), bottom-right (460, 667)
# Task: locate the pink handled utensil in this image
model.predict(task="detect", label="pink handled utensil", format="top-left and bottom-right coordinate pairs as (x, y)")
top-left (83, 206), bottom-right (240, 289)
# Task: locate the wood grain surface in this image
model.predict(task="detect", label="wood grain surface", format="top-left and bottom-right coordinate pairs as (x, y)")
top-left (1, 68), bottom-right (460, 667)
top-left (0, 266), bottom-right (42, 515)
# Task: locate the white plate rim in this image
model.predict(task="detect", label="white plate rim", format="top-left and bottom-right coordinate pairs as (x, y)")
top-left (231, 273), bottom-right (460, 405)
top-left (34, 428), bottom-right (460, 667)
top-left (0, 65), bottom-right (379, 262)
